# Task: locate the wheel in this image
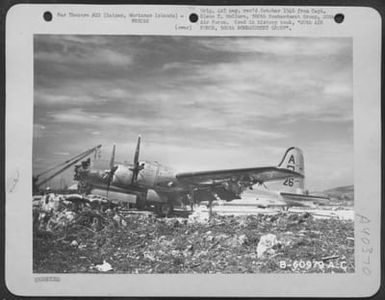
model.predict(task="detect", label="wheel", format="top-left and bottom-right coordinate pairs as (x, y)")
top-left (135, 192), bottom-right (147, 210)
top-left (136, 201), bottom-right (145, 210)
top-left (155, 202), bottom-right (174, 217)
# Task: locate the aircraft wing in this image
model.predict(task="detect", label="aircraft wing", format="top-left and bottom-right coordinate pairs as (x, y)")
top-left (176, 167), bottom-right (303, 186)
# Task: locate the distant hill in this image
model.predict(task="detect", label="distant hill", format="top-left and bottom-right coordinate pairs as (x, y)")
top-left (322, 185), bottom-right (354, 205)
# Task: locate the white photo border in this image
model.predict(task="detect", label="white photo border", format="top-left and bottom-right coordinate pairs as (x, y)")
top-left (5, 4), bottom-right (381, 297)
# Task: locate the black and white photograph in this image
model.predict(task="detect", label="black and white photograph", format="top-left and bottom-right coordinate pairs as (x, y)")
top-left (32, 34), bottom-right (355, 274)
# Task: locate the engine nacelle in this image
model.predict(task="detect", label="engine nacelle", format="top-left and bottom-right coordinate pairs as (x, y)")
top-left (146, 189), bottom-right (166, 203)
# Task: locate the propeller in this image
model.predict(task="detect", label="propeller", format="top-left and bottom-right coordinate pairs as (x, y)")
top-left (105, 144), bottom-right (118, 198)
top-left (109, 143), bottom-right (116, 170)
top-left (103, 136), bottom-right (144, 198)
top-left (129, 135), bottom-right (144, 184)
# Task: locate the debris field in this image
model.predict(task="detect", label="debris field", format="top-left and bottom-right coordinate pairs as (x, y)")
top-left (33, 204), bottom-right (354, 274)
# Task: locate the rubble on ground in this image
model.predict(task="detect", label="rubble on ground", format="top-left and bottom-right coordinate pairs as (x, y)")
top-left (256, 234), bottom-right (279, 259)
top-left (33, 198), bottom-right (354, 274)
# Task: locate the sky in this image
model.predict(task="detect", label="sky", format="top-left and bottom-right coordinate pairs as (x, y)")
top-left (33, 35), bottom-right (353, 191)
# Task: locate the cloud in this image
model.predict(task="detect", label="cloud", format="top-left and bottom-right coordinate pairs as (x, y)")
top-left (48, 108), bottom-right (148, 128)
top-left (34, 48), bottom-right (133, 68)
top-left (35, 91), bottom-right (96, 105)
top-left (33, 124), bottom-right (46, 138)
top-left (323, 82), bottom-right (352, 97)
top-left (48, 109), bottom-right (99, 124)
top-left (303, 142), bottom-right (353, 190)
top-left (35, 35), bottom-right (352, 123)
top-left (34, 35), bottom-right (134, 67)
top-left (53, 152), bottom-right (70, 156)
top-left (140, 39), bottom-right (352, 126)
top-left (33, 35), bottom-right (353, 190)
top-left (197, 37), bottom-right (352, 57)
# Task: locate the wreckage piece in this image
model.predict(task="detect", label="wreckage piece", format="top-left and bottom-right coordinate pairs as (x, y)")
top-left (63, 195), bottom-right (91, 211)
top-left (73, 211), bottom-right (108, 232)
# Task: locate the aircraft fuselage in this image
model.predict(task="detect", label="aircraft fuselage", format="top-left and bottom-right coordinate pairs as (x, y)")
top-left (82, 160), bottom-right (188, 203)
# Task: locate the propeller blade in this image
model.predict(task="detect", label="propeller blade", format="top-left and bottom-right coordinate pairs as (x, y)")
top-left (130, 135), bottom-right (144, 184)
top-left (106, 165), bottom-right (118, 199)
top-left (131, 165), bottom-right (141, 183)
top-left (106, 144), bottom-right (117, 199)
top-left (109, 144), bottom-right (116, 169)
top-left (133, 135), bottom-right (141, 167)
top-left (106, 178), bottom-right (111, 198)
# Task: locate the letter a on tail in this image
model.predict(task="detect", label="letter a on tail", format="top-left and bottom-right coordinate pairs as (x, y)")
top-left (277, 147), bottom-right (305, 193)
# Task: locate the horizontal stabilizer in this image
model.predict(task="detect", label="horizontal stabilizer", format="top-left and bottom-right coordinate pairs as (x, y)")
top-left (280, 192), bottom-right (330, 206)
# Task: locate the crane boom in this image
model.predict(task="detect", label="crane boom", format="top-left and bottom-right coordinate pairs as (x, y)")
top-left (34, 145), bottom-right (101, 188)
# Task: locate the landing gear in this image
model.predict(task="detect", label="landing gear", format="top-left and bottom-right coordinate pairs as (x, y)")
top-left (136, 201), bottom-right (146, 210)
top-left (188, 191), bottom-right (195, 212)
top-left (155, 202), bottom-right (174, 217)
top-left (135, 191), bottom-right (147, 210)
top-left (208, 198), bottom-right (213, 220)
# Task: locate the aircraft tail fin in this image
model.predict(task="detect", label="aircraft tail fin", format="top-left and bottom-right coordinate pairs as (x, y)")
top-left (276, 147), bottom-right (305, 193)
